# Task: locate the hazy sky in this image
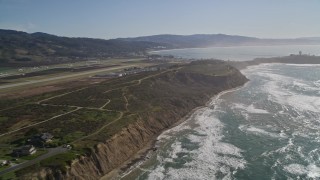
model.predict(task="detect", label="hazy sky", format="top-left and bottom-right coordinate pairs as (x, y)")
top-left (0, 0), bottom-right (319, 39)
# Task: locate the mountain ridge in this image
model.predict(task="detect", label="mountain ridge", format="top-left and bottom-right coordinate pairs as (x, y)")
top-left (118, 34), bottom-right (320, 48)
top-left (0, 29), bottom-right (164, 66)
top-left (1, 29), bottom-right (320, 66)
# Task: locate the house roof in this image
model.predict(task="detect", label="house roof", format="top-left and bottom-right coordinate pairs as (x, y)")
top-left (40, 133), bottom-right (53, 140)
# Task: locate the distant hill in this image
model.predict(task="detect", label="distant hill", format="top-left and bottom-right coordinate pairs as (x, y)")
top-left (118, 34), bottom-right (259, 48)
top-left (1, 29), bottom-right (320, 66)
top-left (118, 34), bottom-right (260, 48)
top-left (0, 29), bottom-right (164, 66)
top-left (297, 37), bottom-right (320, 41)
top-left (119, 34), bottom-right (320, 48)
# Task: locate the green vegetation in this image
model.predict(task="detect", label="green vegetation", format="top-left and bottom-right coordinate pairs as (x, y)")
top-left (0, 67), bottom-right (13, 72)
top-left (0, 171), bottom-right (16, 180)
top-left (37, 110), bottom-right (120, 144)
top-left (0, 87), bottom-right (79, 110)
top-left (0, 147), bottom-right (13, 162)
top-left (181, 60), bottom-right (234, 76)
top-left (40, 152), bottom-right (77, 172)
top-left (78, 113), bottom-right (138, 146)
top-left (0, 104), bottom-right (74, 134)
top-left (13, 151), bottom-right (78, 178)
top-left (19, 150), bottom-right (48, 161)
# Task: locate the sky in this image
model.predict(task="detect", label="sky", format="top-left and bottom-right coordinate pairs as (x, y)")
top-left (0, 0), bottom-right (319, 39)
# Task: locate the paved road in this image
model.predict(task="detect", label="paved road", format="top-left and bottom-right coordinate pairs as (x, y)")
top-left (0, 146), bottom-right (68, 176)
top-left (0, 65), bottom-right (135, 90)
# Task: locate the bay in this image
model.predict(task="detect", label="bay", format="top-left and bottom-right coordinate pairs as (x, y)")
top-left (151, 45), bottom-right (320, 61)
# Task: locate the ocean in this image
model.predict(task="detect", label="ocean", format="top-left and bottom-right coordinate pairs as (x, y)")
top-left (123, 63), bottom-right (320, 179)
top-left (151, 45), bottom-right (320, 61)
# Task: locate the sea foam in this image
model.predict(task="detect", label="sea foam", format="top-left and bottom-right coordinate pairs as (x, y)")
top-left (239, 125), bottom-right (287, 138)
top-left (232, 103), bottom-right (269, 114)
top-left (147, 107), bottom-right (246, 180)
top-left (284, 164), bottom-right (320, 178)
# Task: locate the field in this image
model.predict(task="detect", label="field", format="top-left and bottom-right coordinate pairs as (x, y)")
top-left (0, 59), bottom-right (240, 178)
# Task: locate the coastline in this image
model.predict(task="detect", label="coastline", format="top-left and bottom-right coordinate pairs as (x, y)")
top-left (103, 82), bottom-right (248, 180)
top-left (149, 46), bottom-right (251, 56)
top-left (148, 44), bottom-right (320, 54)
top-left (100, 103), bottom-right (205, 180)
top-left (113, 62), bottom-right (320, 180)
top-left (114, 61), bottom-right (320, 180)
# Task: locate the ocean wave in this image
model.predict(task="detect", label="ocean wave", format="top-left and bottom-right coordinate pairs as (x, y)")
top-left (239, 125), bottom-right (287, 138)
top-left (284, 164), bottom-right (320, 178)
top-left (258, 70), bottom-right (320, 114)
top-left (286, 64), bottom-right (320, 67)
top-left (314, 80), bottom-right (320, 87)
top-left (232, 103), bottom-right (269, 114)
top-left (147, 108), bottom-right (246, 179)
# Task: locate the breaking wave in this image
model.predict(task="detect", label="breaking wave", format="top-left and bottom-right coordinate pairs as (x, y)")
top-left (147, 107), bottom-right (246, 180)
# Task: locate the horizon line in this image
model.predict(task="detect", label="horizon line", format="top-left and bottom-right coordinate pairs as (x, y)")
top-left (1, 28), bottom-right (319, 41)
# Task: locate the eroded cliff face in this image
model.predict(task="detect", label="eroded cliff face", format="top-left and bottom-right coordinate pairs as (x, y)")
top-left (24, 65), bottom-right (248, 180)
top-left (65, 116), bottom-right (180, 180)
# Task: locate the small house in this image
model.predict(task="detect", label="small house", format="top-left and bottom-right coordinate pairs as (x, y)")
top-left (40, 133), bottom-right (54, 143)
top-left (13, 145), bottom-right (37, 156)
top-left (0, 160), bottom-right (8, 166)
top-left (28, 132), bottom-right (54, 145)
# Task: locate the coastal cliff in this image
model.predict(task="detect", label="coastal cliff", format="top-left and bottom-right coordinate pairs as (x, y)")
top-left (20, 61), bottom-right (248, 180)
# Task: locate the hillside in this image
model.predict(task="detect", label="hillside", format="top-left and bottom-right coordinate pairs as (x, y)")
top-left (0, 30), bottom-right (164, 66)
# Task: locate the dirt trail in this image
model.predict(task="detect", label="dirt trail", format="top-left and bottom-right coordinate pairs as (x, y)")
top-left (0, 107), bottom-right (82, 137)
top-left (37, 87), bottom-right (88, 104)
top-left (72, 111), bottom-right (124, 143)
top-left (100, 99), bottom-right (111, 110)
top-left (123, 95), bottom-right (129, 112)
